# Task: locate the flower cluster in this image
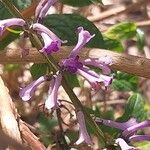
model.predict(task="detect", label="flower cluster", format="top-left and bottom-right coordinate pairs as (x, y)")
top-left (96, 118), bottom-right (150, 149)
top-left (0, 0), bottom-right (113, 147)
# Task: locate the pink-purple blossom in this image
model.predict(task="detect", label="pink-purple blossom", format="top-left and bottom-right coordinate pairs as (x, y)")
top-left (76, 111), bottom-right (93, 145)
top-left (45, 73), bottom-right (62, 110)
top-left (0, 18), bottom-right (25, 36)
top-left (35, 0), bottom-right (57, 21)
top-left (60, 26), bottom-right (112, 90)
top-left (32, 23), bottom-right (63, 54)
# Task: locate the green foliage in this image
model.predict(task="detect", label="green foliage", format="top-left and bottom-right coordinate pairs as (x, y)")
top-left (112, 72), bottom-right (138, 91)
top-left (136, 28), bottom-right (145, 50)
top-left (104, 22), bottom-right (137, 40)
top-left (43, 14), bottom-right (105, 48)
top-left (60, 0), bottom-right (102, 7)
top-left (4, 64), bottom-right (20, 71)
top-left (65, 72), bottom-right (80, 88)
top-left (118, 93), bottom-right (145, 122)
top-left (0, 0), bottom-right (32, 19)
top-left (30, 64), bottom-right (48, 80)
top-left (103, 36), bottom-right (123, 52)
top-left (38, 113), bottom-right (58, 145)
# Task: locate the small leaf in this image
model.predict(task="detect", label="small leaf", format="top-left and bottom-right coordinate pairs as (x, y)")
top-left (30, 64), bottom-right (48, 80)
top-left (43, 14), bottom-right (105, 48)
top-left (104, 22), bottom-right (137, 40)
top-left (136, 28), bottom-right (145, 50)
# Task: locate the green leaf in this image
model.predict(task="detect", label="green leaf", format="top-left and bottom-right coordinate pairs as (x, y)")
top-left (112, 72), bottom-right (138, 92)
top-left (65, 72), bottom-right (80, 88)
top-left (0, 0), bottom-right (32, 19)
top-left (30, 64), bottom-right (48, 80)
top-left (43, 14), bottom-right (105, 48)
top-left (60, 0), bottom-right (91, 6)
top-left (103, 36), bottom-right (123, 52)
top-left (118, 93), bottom-right (145, 122)
top-left (136, 28), bottom-right (145, 50)
top-left (60, 0), bottom-right (102, 7)
top-left (104, 22), bottom-right (137, 40)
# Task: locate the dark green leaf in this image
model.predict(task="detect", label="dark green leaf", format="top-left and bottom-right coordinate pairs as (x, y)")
top-left (0, 0), bottom-right (32, 19)
top-left (30, 63), bottom-right (48, 80)
top-left (43, 14), bottom-right (105, 48)
top-left (60, 0), bottom-right (91, 7)
top-left (104, 22), bottom-right (137, 40)
top-left (136, 28), bottom-right (145, 50)
top-left (65, 72), bottom-right (80, 88)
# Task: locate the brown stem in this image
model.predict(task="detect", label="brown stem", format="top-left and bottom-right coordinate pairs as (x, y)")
top-left (1, 47), bottom-right (150, 78)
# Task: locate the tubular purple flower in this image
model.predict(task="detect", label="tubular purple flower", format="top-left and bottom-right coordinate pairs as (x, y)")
top-left (32, 23), bottom-right (64, 54)
top-left (45, 73), bottom-right (62, 110)
top-left (77, 67), bottom-right (112, 89)
top-left (76, 111), bottom-right (93, 145)
top-left (129, 135), bottom-right (150, 142)
top-left (69, 27), bottom-right (95, 58)
top-left (95, 118), bottom-right (138, 130)
top-left (39, 32), bottom-right (60, 54)
top-left (0, 18), bottom-right (25, 36)
top-left (115, 138), bottom-right (139, 150)
top-left (82, 56), bottom-right (112, 75)
top-left (19, 76), bottom-right (47, 101)
top-left (122, 120), bottom-right (150, 138)
top-left (35, 0), bottom-right (57, 21)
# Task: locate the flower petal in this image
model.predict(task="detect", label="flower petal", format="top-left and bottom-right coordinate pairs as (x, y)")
top-left (76, 111), bottom-right (93, 145)
top-left (115, 138), bottom-right (138, 150)
top-left (69, 27), bottom-right (95, 58)
top-left (45, 73), bottom-right (62, 110)
top-left (19, 76), bottom-right (47, 101)
top-left (0, 18), bottom-right (25, 36)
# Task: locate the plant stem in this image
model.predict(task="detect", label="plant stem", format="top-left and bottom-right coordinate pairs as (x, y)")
top-left (2, 0), bottom-right (106, 147)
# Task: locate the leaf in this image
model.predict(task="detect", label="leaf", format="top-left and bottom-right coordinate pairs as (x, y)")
top-left (30, 63), bottom-right (48, 80)
top-left (103, 36), bottom-right (123, 52)
top-left (0, 0), bottom-right (32, 19)
top-left (112, 72), bottom-right (138, 91)
top-left (60, 0), bottom-right (102, 7)
top-left (104, 22), bottom-right (137, 40)
top-left (65, 72), bottom-right (80, 88)
top-left (136, 28), bottom-right (145, 50)
top-left (118, 93), bottom-right (145, 122)
top-left (43, 14), bottom-right (105, 48)
top-left (60, 0), bottom-right (91, 6)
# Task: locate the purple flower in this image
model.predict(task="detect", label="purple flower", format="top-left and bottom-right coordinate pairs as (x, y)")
top-left (96, 118), bottom-right (150, 144)
top-left (76, 111), bottom-right (93, 145)
top-left (60, 27), bottom-right (112, 89)
top-left (81, 56), bottom-right (112, 75)
top-left (0, 18), bottom-right (25, 36)
top-left (122, 120), bottom-right (150, 138)
top-left (95, 118), bottom-right (138, 131)
top-left (19, 76), bottom-right (48, 101)
top-left (32, 23), bottom-right (63, 54)
top-left (69, 27), bottom-right (95, 58)
top-left (115, 138), bottom-right (139, 150)
top-left (35, 0), bottom-right (57, 21)
top-left (45, 73), bottom-right (62, 110)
